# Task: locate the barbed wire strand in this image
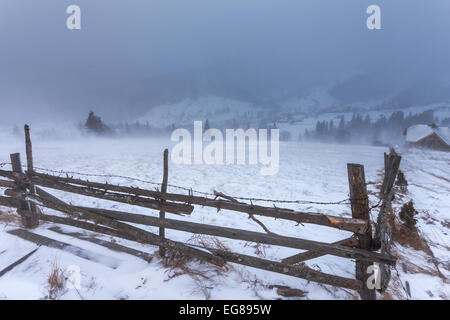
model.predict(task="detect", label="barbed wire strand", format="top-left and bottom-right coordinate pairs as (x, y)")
top-left (33, 166), bottom-right (354, 205)
top-left (1, 162), bottom-right (382, 209)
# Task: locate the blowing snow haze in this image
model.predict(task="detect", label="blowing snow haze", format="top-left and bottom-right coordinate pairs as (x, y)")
top-left (1, 0), bottom-right (450, 124)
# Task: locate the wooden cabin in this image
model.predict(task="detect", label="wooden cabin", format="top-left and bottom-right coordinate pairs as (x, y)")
top-left (405, 124), bottom-right (450, 151)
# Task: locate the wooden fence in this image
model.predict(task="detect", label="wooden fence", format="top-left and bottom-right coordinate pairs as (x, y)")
top-left (0, 125), bottom-right (401, 300)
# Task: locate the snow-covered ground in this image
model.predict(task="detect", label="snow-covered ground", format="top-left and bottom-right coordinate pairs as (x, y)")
top-left (0, 136), bottom-right (448, 300)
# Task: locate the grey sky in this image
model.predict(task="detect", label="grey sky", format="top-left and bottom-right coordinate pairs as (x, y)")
top-left (1, 0), bottom-right (449, 123)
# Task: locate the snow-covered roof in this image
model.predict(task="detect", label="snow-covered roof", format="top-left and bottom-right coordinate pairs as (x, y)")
top-left (406, 124), bottom-right (450, 145)
top-left (438, 127), bottom-right (450, 145)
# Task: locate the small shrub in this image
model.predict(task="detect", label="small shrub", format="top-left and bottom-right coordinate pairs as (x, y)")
top-left (399, 201), bottom-right (418, 231)
top-left (395, 170), bottom-right (408, 192)
top-left (84, 111), bottom-right (111, 134)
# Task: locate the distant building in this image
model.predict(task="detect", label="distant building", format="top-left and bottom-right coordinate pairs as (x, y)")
top-left (405, 124), bottom-right (450, 151)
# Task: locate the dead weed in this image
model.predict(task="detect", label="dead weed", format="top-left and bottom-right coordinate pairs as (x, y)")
top-left (0, 209), bottom-right (19, 225)
top-left (46, 260), bottom-right (65, 300)
top-left (161, 235), bottom-right (231, 299)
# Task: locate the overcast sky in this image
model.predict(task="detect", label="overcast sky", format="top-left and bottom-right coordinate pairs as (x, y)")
top-left (1, 0), bottom-right (450, 123)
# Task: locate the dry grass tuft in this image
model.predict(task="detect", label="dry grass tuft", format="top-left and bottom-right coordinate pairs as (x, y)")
top-left (268, 285), bottom-right (307, 298)
top-left (46, 260), bottom-right (65, 300)
top-left (162, 249), bottom-right (217, 299)
top-left (161, 235), bottom-right (231, 299)
top-left (163, 235), bottom-right (230, 279)
top-left (192, 234), bottom-right (231, 253)
top-left (163, 250), bottom-right (207, 280)
top-left (244, 242), bottom-right (268, 258)
top-left (0, 209), bottom-right (19, 224)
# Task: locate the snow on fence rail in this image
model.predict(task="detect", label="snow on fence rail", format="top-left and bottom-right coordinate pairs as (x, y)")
top-left (0, 125), bottom-right (401, 299)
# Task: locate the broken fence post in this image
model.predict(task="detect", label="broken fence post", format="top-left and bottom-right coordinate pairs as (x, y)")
top-left (375, 149), bottom-right (401, 292)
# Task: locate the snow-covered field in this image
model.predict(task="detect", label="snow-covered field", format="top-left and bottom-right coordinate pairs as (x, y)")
top-left (0, 135), bottom-right (448, 300)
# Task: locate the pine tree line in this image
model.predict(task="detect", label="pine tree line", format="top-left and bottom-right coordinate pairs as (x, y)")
top-left (304, 110), bottom-right (437, 145)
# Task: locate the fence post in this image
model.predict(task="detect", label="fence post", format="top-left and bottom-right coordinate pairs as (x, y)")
top-left (159, 149), bottom-right (169, 257)
top-left (347, 163), bottom-right (376, 300)
top-left (24, 124), bottom-right (35, 195)
top-left (10, 153), bottom-right (38, 228)
top-left (10, 153), bottom-right (23, 177)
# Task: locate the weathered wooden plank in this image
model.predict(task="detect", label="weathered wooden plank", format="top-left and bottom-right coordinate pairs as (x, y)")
top-left (0, 179), bottom-right (15, 188)
top-left (8, 187), bottom-right (394, 266)
top-left (34, 211), bottom-right (216, 266)
top-left (35, 186), bottom-right (69, 208)
top-left (4, 188), bottom-right (26, 198)
top-left (7, 229), bottom-right (121, 269)
top-left (374, 149), bottom-right (401, 292)
top-left (30, 176), bottom-right (193, 216)
top-left (20, 189), bottom-right (142, 260)
top-left (380, 149), bottom-right (401, 197)
top-left (281, 237), bottom-right (359, 265)
top-left (48, 226), bottom-right (153, 262)
top-left (348, 163), bottom-right (376, 300)
top-left (0, 247), bottom-right (39, 278)
top-left (0, 169), bottom-right (15, 180)
top-left (33, 209), bottom-right (361, 292)
top-left (30, 196), bottom-right (225, 266)
top-left (0, 195), bottom-right (23, 209)
top-left (76, 206), bottom-right (396, 265)
top-left (1, 190), bottom-right (397, 266)
top-left (33, 211), bottom-right (134, 239)
top-left (27, 172), bottom-right (368, 234)
top-left (205, 248), bottom-right (362, 291)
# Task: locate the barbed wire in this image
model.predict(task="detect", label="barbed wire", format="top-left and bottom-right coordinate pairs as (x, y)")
top-left (1, 162), bottom-right (384, 207)
top-left (31, 166), bottom-right (355, 205)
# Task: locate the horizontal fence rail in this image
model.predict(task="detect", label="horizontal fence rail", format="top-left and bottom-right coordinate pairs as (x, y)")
top-left (0, 169), bottom-right (369, 234)
top-left (0, 193), bottom-right (395, 266)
